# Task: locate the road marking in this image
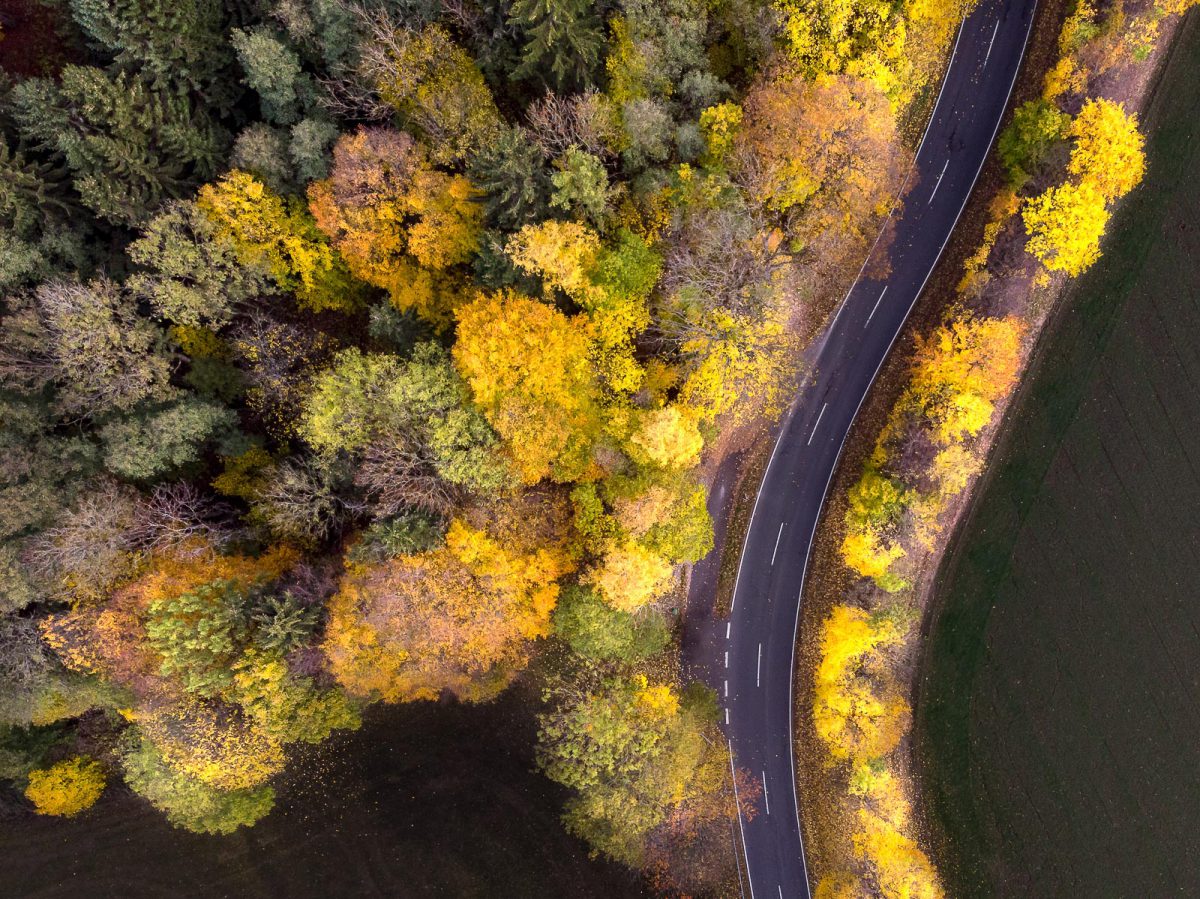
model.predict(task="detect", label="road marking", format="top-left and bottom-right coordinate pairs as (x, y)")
top-left (984, 19), bottom-right (1000, 68)
top-left (726, 622), bottom-right (731, 639)
top-left (756, 643), bottom-right (762, 687)
top-left (724, 680), bottom-right (729, 698)
top-left (725, 651), bottom-right (729, 668)
top-left (770, 522), bottom-right (785, 565)
top-left (727, 741), bottom-right (756, 899)
top-left (762, 771), bottom-right (771, 815)
top-left (778, 887), bottom-right (784, 899)
top-left (864, 286), bottom-right (888, 328)
top-left (928, 159), bottom-right (950, 204)
top-left (725, 708), bottom-right (730, 725)
top-left (806, 403), bottom-right (828, 445)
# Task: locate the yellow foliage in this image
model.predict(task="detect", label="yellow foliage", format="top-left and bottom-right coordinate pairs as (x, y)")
top-left (1023, 180), bottom-right (1110, 276)
top-left (454, 290), bottom-right (602, 483)
top-left (627, 406), bottom-right (704, 469)
top-left (908, 315), bottom-right (1024, 443)
top-left (853, 809), bottom-right (944, 899)
top-left (198, 171), bottom-right (360, 313)
top-left (1067, 99), bottom-right (1145, 200)
top-left (840, 530), bottom-right (905, 581)
top-left (507, 220), bottom-right (603, 304)
top-left (25, 757), bottom-right (106, 817)
top-left (132, 703), bottom-right (286, 791)
top-left (813, 606), bottom-right (909, 762)
top-left (698, 102), bottom-right (743, 164)
top-left (586, 539), bottom-right (674, 612)
top-left (325, 498), bottom-right (576, 703)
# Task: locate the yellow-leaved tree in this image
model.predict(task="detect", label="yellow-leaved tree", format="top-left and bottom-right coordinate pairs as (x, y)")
top-left (812, 605), bottom-right (910, 762)
top-left (324, 492), bottom-right (578, 702)
top-left (25, 756), bottom-right (106, 816)
top-left (197, 171), bottom-right (363, 312)
top-left (308, 127), bottom-right (481, 324)
top-left (453, 290), bottom-right (602, 483)
top-left (1067, 98), bottom-right (1146, 200)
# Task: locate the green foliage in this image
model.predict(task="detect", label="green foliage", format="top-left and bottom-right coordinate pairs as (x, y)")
top-left (469, 127), bottom-right (553, 231)
top-left (67, 0), bottom-right (234, 100)
top-left (1, 279), bottom-right (176, 418)
top-left (128, 201), bottom-right (268, 328)
top-left (231, 26), bottom-right (313, 125)
top-left (588, 229), bottom-right (662, 304)
top-left (11, 67), bottom-right (228, 227)
top-left (0, 137), bottom-right (77, 239)
top-left (551, 147), bottom-right (611, 222)
top-left (99, 398), bottom-right (238, 481)
top-left (553, 586), bottom-right (671, 661)
top-left (349, 512), bottom-right (446, 563)
top-left (998, 99), bottom-right (1071, 185)
top-left (249, 592), bottom-right (319, 654)
top-left (509, 0), bottom-right (605, 90)
top-left (230, 124), bottom-right (295, 193)
top-left (643, 483), bottom-right (713, 564)
top-left (537, 674), bottom-right (714, 864)
top-left (121, 734), bottom-right (275, 834)
top-left (145, 579), bottom-right (253, 694)
top-left (289, 118), bottom-right (339, 182)
top-left (846, 468), bottom-right (908, 532)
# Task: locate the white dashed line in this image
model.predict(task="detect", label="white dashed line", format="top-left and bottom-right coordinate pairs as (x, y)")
top-left (725, 651), bottom-right (729, 668)
top-left (984, 19), bottom-right (1000, 68)
top-left (864, 286), bottom-right (888, 328)
top-left (756, 643), bottom-right (762, 687)
top-left (770, 522), bottom-right (785, 565)
top-left (928, 159), bottom-right (950, 204)
top-left (724, 679), bottom-right (729, 698)
top-left (806, 403), bottom-right (828, 445)
top-left (725, 708), bottom-right (730, 725)
top-left (762, 771), bottom-right (771, 815)
top-left (726, 622), bottom-right (731, 639)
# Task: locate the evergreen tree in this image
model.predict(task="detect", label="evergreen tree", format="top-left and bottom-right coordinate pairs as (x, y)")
top-left (11, 67), bottom-right (228, 227)
top-left (468, 126), bottom-right (553, 231)
top-left (67, 0), bottom-right (235, 104)
top-left (508, 0), bottom-right (605, 91)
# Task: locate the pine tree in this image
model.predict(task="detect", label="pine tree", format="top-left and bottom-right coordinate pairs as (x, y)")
top-left (508, 0), bottom-right (605, 91)
top-left (11, 68), bottom-right (228, 227)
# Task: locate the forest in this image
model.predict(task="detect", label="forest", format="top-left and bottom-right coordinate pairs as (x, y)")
top-left (0, 0), bottom-right (1042, 893)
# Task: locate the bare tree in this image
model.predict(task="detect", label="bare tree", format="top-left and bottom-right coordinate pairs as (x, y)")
top-left (526, 90), bottom-right (618, 159)
top-left (355, 433), bottom-right (459, 517)
top-left (130, 482), bottom-right (237, 555)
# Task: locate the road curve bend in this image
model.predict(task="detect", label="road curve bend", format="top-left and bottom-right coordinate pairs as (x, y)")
top-left (702, 0), bottom-right (1038, 895)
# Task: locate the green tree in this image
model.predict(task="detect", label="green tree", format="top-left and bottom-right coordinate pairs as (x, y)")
top-left (537, 674), bottom-right (716, 863)
top-left (0, 278), bottom-right (175, 417)
top-left (99, 398), bottom-right (237, 481)
top-left (11, 68), bottom-right (227, 227)
top-left (127, 201), bottom-right (268, 328)
top-left (144, 579), bottom-right (252, 695)
top-left (551, 147), bottom-right (611, 222)
top-left (469, 126), bottom-right (553, 231)
top-left (231, 26), bottom-right (313, 125)
top-left (998, 98), bottom-right (1071, 185)
top-left (67, 0), bottom-right (234, 101)
top-left (509, 0), bottom-right (605, 90)
top-left (553, 586), bottom-right (670, 661)
top-left (121, 733), bottom-right (274, 834)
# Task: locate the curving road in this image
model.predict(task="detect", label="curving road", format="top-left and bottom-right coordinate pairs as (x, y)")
top-left (689, 0), bottom-right (1039, 894)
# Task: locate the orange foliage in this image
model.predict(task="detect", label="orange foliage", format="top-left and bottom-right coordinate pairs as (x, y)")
top-left (325, 493), bottom-right (577, 703)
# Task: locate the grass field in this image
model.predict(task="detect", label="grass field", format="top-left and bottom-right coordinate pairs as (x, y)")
top-left (0, 686), bottom-right (644, 898)
top-left (915, 14), bottom-right (1200, 897)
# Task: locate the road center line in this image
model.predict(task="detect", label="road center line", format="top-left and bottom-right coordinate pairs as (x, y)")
top-left (762, 771), bottom-right (771, 815)
top-left (724, 679), bottom-right (729, 698)
top-left (928, 159), bottom-right (950, 204)
top-left (864, 286), bottom-right (888, 328)
top-left (725, 651), bottom-right (729, 668)
top-left (984, 19), bottom-right (1000, 68)
top-left (777, 887), bottom-right (784, 899)
top-left (756, 643), bottom-right (762, 687)
top-left (806, 403), bottom-right (828, 445)
top-left (726, 622), bottom-right (731, 639)
top-left (725, 708), bottom-right (730, 725)
top-left (770, 522), bottom-right (785, 565)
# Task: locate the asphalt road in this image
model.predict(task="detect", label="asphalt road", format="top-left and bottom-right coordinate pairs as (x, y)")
top-left (695, 0), bottom-right (1039, 894)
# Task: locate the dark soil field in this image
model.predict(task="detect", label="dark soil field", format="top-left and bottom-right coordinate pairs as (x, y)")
top-left (915, 13), bottom-right (1200, 897)
top-left (0, 687), bottom-right (644, 899)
